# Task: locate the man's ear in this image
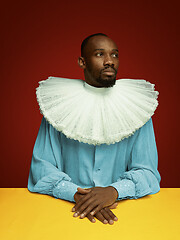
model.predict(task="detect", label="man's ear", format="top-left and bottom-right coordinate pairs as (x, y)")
top-left (78, 57), bottom-right (86, 69)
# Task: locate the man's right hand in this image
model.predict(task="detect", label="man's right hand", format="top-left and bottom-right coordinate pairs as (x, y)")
top-left (73, 192), bottom-right (118, 224)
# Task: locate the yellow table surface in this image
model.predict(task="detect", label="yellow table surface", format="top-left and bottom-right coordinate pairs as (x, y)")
top-left (0, 188), bottom-right (179, 240)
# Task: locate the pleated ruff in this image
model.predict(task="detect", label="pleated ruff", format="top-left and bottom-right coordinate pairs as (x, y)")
top-left (36, 76), bottom-right (159, 145)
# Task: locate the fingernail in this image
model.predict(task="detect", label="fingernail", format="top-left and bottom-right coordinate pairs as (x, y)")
top-left (80, 213), bottom-right (84, 218)
top-left (92, 219), bottom-right (96, 223)
top-left (72, 208), bottom-right (75, 212)
top-left (109, 220), bottom-right (114, 225)
top-left (104, 220), bottom-right (108, 224)
top-left (90, 211), bottom-right (95, 215)
top-left (73, 213), bottom-right (78, 217)
top-left (114, 217), bottom-right (118, 221)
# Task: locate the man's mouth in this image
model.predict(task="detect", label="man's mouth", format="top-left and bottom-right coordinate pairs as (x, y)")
top-left (102, 68), bottom-right (116, 75)
top-left (102, 71), bottom-right (115, 75)
top-left (102, 68), bottom-right (116, 73)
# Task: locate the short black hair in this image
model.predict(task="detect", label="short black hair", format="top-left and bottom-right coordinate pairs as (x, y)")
top-left (81, 33), bottom-right (108, 57)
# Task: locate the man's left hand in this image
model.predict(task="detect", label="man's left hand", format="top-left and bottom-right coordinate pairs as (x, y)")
top-left (72, 186), bottom-right (118, 219)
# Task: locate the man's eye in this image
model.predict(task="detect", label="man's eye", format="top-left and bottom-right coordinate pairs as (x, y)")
top-left (112, 53), bottom-right (119, 58)
top-left (96, 52), bottom-right (103, 57)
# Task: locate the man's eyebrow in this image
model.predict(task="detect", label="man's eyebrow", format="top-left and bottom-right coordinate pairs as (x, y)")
top-left (93, 48), bottom-right (104, 51)
top-left (93, 48), bottom-right (119, 52)
top-left (112, 49), bottom-right (119, 52)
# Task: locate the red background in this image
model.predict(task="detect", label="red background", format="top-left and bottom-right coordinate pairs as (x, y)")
top-left (0, 0), bottom-right (179, 187)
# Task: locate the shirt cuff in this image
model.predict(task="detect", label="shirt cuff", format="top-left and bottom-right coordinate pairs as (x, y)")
top-left (53, 180), bottom-right (79, 202)
top-left (110, 179), bottom-right (136, 200)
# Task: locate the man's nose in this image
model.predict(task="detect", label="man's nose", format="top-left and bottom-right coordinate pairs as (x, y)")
top-left (103, 55), bottom-right (114, 66)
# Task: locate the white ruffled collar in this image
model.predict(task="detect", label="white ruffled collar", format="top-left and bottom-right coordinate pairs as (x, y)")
top-left (83, 81), bottom-right (113, 93)
top-left (36, 76), bottom-right (158, 145)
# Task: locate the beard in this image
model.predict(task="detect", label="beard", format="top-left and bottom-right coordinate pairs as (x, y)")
top-left (95, 68), bottom-right (117, 87)
top-left (85, 64), bottom-right (118, 88)
top-left (96, 75), bottom-right (116, 88)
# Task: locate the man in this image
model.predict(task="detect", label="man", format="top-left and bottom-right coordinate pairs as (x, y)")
top-left (28, 33), bottom-right (161, 225)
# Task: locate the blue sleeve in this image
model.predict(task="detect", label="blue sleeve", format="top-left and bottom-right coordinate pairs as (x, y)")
top-left (28, 117), bottom-right (79, 202)
top-left (110, 118), bottom-right (161, 200)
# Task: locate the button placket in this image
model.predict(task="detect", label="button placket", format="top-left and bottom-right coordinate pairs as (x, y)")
top-left (92, 145), bottom-right (102, 186)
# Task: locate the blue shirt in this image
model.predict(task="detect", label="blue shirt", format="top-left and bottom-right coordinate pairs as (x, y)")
top-left (28, 117), bottom-right (161, 202)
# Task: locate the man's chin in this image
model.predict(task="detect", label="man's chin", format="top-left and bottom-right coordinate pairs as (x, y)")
top-left (96, 77), bottom-right (116, 88)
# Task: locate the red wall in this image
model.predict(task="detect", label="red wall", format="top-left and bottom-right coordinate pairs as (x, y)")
top-left (0, 0), bottom-right (179, 187)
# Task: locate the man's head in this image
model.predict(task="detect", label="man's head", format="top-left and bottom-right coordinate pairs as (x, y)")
top-left (78, 33), bottom-right (119, 88)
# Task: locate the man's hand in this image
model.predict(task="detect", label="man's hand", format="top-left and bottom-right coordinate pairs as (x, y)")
top-left (73, 191), bottom-right (118, 224)
top-left (72, 186), bottom-right (118, 219)
top-left (94, 206), bottom-right (118, 224)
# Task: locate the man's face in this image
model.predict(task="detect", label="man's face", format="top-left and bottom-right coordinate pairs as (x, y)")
top-left (81, 36), bottom-right (119, 87)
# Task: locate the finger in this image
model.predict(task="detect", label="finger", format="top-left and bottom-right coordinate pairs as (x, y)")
top-left (79, 201), bottom-right (101, 219)
top-left (86, 213), bottom-right (96, 223)
top-left (90, 203), bottom-right (104, 216)
top-left (109, 202), bottom-right (118, 209)
top-left (90, 202), bottom-right (118, 215)
top-left (77, 187), bottom-right (91, 194)
top-left (72, 204), bottom-right (76, 212)
top-left (100, 208), bottom-right (114, 225)
top-left (104, 207), bottom-right (118, 221)
top-left (73, 192), bottom-right (92, 214)
top-left (95, 211), bottom-right (108, 224)
top-left (74, 197), bottom-right (97, 217)
top-left (72, 193), bottom-right (84, 211)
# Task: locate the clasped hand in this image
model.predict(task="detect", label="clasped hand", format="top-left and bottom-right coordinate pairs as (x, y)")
top-left (72, 186), bottom-right (118, 224)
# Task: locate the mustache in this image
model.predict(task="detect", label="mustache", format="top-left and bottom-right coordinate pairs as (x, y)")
top-left (101, 66), bottom-right (117, 74)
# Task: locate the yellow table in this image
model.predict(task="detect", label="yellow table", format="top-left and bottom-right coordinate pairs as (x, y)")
top-left (0, 188), bottom-right (179, 240)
